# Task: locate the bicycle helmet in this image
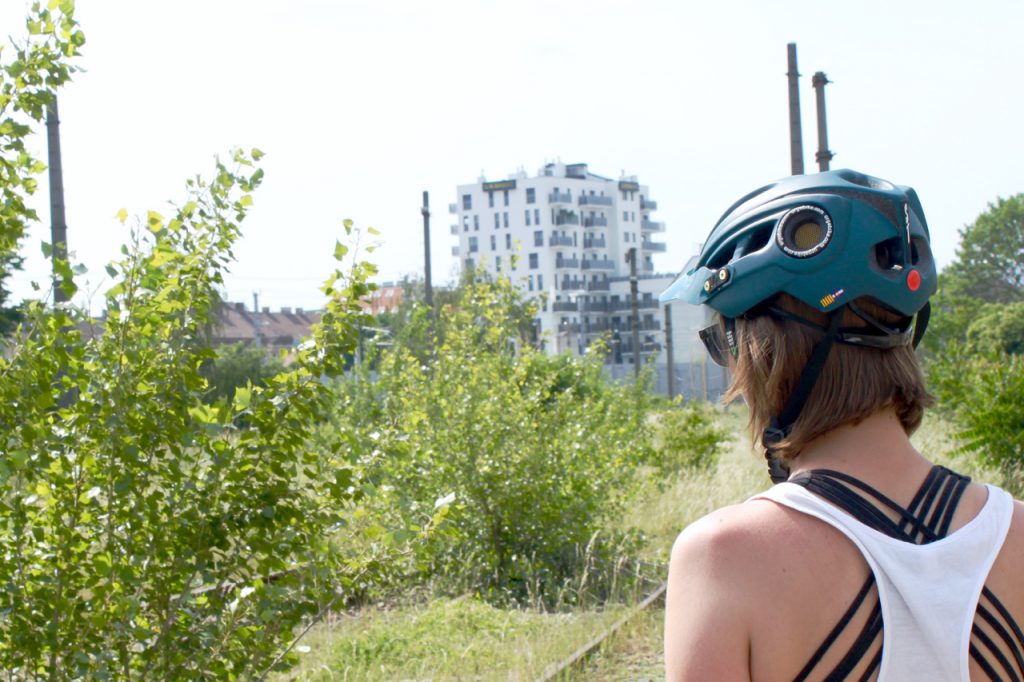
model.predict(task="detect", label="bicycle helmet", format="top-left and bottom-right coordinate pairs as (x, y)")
top-left (660, 169), bottom-right (936, 482)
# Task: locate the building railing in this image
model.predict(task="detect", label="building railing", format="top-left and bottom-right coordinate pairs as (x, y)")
top-left (448, 203), bottom-right (458, 214)
top-left (552, 301), bottom-right (578, 312)
top-left (608, 299), bottom-right (659, 312)
top-left (579, 195), bottom-right (613, 207)
top-left (549, 191), bottom-right (572, 204)
top-left (450, 224), bottom-right (459, 235)
top-left (640, 198), bottom-right (658, 211)
top-left (581, 258), bottom-right (616, 270)
top-left (640, 241), bottom-right (667, 252)
top-left (451, 245), bottom-right (459, 256)
top-left (583, 216), bottom-right (608, 228)
top-left (582, 301), bottom-right (609, 313)
top-left (561, 279), bottom-right (586, 291)
top-left (554, 213), bottom-right (580, 226)
top-left (640, 219), bottom-right (665, 232)
top-left (583, 237), bottom-right (607, 249)
top-left (549, 235), bottom-right (575, 247)
top-left (559, 322), bottom-right (582, 333)
top-left (555, 257), bottom-right (580, 269)
top-left (586, 279), bottom-right (610, 291)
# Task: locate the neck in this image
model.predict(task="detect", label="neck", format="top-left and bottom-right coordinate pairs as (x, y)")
top-left (786, 409), bottom-right (931, 483)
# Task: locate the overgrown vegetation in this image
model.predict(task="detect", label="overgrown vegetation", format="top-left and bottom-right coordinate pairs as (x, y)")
top-left (0, 4), bottom-right (732, 677)
top-left (925, 193), bottom-right (1024, 490)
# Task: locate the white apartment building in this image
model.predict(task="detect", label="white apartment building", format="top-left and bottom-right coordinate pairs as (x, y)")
top-left (450, 161), bottom-right (727, 398)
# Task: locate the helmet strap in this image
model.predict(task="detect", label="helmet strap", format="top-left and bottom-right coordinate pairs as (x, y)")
top-left (761, 307), bottom-right (845, 484)
top-left (912, 301), bottom-right (931, 349)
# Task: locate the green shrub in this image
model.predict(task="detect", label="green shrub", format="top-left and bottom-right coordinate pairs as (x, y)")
top-left (929, 346), bottom-right (1024, 491)
top-left (332, 274), bottom-right (654, 606)
top-left (653, 400), bottom-right (729, 475)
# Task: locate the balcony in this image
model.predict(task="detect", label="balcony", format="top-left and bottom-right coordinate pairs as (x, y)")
top-left (582, 258), bottom-right (616, 271)
top-left (582, 300), bottom-right (609, 313)
top-left (549, 235), bottom-right (575, 247)
top-left (579, 194), bottom-right (613, 207)
top-left (552, 301), bottom-right (578, 312)
top-left (450, 224), bottom-right (459, 235)
top-left (586, 279), bottom-right (610, 292)
top-left (451, 245), bottom-right (459, 256)
top-left (448, 203), bottom-right (458, 214)
top-left (558, 322), bottom-right (582, 333)
top-left (583, 237), bottom-right (607, 249)
top-left (583, 216), bottom-right (608, 228)
top-left (609, 298), bottom-right (659, 312)
top-left (561, 279), bottom-right (586, 291)
top-left (555, 257), bottom-right (580, 269)
top-left (549, 191), bottom-right (572, 204)
top-left (584, 318), bottom-right (612, 334)
top-left (641, 219), bottom-right (665, 232)
top-left (640, 241), bottom-right (667, 252)
top-left (554, 213), bottom-right (580, 226)
top-left (622, 319), bottom-right (662, 332)
top-left (640, 198), bottom-right (658, 211)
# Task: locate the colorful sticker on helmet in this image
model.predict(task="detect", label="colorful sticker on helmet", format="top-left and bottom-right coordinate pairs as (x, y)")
top-left (819, 288), bottom-right (845, 308)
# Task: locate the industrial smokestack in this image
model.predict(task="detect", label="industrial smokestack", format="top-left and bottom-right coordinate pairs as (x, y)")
top-left (786, 43), bottom-right (805, 176)
top-left (812, 71), bottom-right (834, 172)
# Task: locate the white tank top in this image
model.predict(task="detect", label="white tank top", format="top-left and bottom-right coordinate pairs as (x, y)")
top-left (755, 482), bottom-right (1014, 681)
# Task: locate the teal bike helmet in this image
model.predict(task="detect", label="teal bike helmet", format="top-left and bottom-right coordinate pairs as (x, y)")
top-left (660, 169), bottom-right (936, 482)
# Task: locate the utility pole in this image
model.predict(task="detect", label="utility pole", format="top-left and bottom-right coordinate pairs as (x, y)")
top-left (812, 71), bottom-right (834, 172)
top-left (627, 247), bottom-right (640, 377)
top-left (421, 190), bottom-right (433, 309)
top-left (46, 95), bottom-right (69, 304)
top-left (786, 43), bottom-right (805, 176)
top-left (664, 303), bottom-right (675, 399)
top-left (252, 292), bottom-right (263, 349)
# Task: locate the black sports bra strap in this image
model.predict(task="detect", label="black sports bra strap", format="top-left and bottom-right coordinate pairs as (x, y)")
top-left (791, 466), bottom-right (973, 545)
top-left (790, 469), bottom-right (937, 543)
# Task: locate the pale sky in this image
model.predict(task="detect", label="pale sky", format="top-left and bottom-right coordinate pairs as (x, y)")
top-left (4, 0), bottom-right (1023, 313)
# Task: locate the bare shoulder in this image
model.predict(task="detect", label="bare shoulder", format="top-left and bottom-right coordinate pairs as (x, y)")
top-left (671, 494), bottom-right (841, 576)
top-left (664, 497), bottom-right (856, 682)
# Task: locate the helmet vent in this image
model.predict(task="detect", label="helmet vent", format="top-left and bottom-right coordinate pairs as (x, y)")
top-left (776, 205), bottom-right (833, 258)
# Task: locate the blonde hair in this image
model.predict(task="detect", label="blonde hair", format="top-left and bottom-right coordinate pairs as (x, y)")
top-left (725, 294), bottom-right (933, 462)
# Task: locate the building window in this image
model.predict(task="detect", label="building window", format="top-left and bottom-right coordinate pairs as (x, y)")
top-left (495, 255), bottom-right (502, 271)
top-left (534, 230), bottom-right (543, 246)
top-left (473, 214), bottom-right (479, 231)
top-left (490, 234), bottom-right (498, 251)
top-left (623, 210), bottom-right (629, 222)
top-left (468, 237), bottom-right (478, 253)
top-left (503, 212), bottom-right (509, 228)
top-left (631, 211), bottom-right (636, 222)
top-left (488, 192), bottom-right (495, 208)
top-left (528, 274), bottom-right (534, 291)
top-left (537, 274), bottom-right (544, 290)
top-left (462, 194), bottom-right (472, 210)
top-left (505, 233), bottom-right (512, 249)
top-left (503, 190), bottom-right (509, 207)
top-left (529, 253), bottom-right (539, 269)
top-left (462, 216), bottom-right (469, 232)
top-left (534, 208), bottom-right (540, 225)
top-left (526, 188), bottom-right (536, 204)
top-left (494, 213), bottom-right (500, 229)
top-left (525, 210), bottom-right (531, 226)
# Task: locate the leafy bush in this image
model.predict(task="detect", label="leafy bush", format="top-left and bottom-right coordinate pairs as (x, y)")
top-left (333, 274), bottom-right (653, 606)
top-left (200, 340), bottom-right (285, 404)
top-left (653, 400), bottom-right (729, 475)
top-left (929, 346), bottom-right (1024, 490)
top-left (0, 144), bottom-right (410, 676)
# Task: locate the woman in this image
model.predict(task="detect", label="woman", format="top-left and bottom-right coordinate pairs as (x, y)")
top-left (660, 169), bottom-right (1024, 681)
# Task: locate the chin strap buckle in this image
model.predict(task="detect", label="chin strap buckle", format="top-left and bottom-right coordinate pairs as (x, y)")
top-left (761, 424), bottom-right (791, 484)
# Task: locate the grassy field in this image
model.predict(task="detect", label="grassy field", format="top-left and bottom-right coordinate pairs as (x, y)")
top-left (275, 407), bottom-right (986, 681)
